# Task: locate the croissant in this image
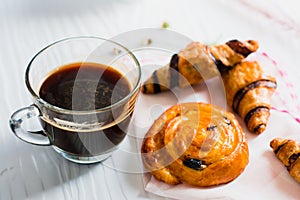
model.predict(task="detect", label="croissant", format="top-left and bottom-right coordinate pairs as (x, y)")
top-left (270, 138), bottom-right (300, 183)
top-left (142, 39), bottom-right (259, 94)
top-left (222, 61), bottom-right (277, 134)
top-left (141, 102), bottom-right (249, 187)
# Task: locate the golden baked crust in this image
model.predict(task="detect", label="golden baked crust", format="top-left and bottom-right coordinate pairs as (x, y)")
top-left (222, 61), bottom-right (276, 134)
top-left (270, 138), bottom-right (300, 183)
top-left (142, 40), bottom-right (259, 94)
top-left (141, 102), bottom-right (249, 187)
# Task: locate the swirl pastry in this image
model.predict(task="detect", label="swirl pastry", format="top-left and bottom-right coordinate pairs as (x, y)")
top-left (142, 39), bottom-right (258, 94)
top-left (221, 61), bottom-right (277, 134)
top-left (141, 102), bottom-right (249, 187)
top-left (270, 138), bottom-right (300, 183)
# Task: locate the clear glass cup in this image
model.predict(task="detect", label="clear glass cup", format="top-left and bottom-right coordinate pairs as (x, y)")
top-left (9, 36), bottom-right (141, 164)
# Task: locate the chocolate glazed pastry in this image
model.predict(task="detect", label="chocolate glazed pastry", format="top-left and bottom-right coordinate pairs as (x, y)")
top-left (142, 40), bottom-right (259, 94)
top-left (270, 138), bottom-right (300, 183)
top-left (141, 102), bottom-right (249, 187)
top-left (221, 61), bottom-right (277, 134)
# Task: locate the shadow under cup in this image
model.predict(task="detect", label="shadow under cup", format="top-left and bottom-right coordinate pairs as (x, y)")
top-left (9, 37), bottom-right (141, 164)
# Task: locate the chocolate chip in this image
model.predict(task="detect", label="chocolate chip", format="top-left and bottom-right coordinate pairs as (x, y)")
top-left (183, 158), bottom-right (206, 170)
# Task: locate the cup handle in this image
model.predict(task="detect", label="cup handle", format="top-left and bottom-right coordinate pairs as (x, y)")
top-left (9, 104), bottom-right (51, 146)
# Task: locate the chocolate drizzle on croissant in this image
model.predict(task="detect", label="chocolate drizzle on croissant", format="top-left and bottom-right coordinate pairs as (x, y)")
top-left (142, 39), bottom-right (276, 135)
top-left (169, 54), bottom-right (180, 89)
top-left (225, 39), bottom-right (257, 57)
top-left (222, 61), bottom-right (277, 134)
top-left (151, 70), bottom-right (161, 94)
top-left (142, 40), bottom-right (259, 94)
top-left (270, 138), bottom-right (300, 183)
top-left (212, 39), bottom-right (259, 73)
top-left (232, 80), bottom-right (277, 113)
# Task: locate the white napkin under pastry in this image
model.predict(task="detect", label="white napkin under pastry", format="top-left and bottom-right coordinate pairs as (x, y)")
top-left (140, 53), bottom-right (300, 200)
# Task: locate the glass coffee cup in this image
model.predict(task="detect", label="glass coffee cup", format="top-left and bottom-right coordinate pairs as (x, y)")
top-left (9, 36), bottom-right (141, 164)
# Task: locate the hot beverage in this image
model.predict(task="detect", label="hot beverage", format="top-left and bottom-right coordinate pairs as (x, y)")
top-left (39, 62), bottom-right (132, 156)
top-left (39, 62), bottom-right (131, 111)
top-left (10, 36), bottom-right (141, 164)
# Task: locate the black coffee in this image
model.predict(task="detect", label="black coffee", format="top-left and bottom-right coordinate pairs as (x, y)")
top-left (39, 62), bottom-right (132, 156)
top-left (39, 62), bottom-right (130, 111)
